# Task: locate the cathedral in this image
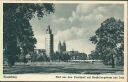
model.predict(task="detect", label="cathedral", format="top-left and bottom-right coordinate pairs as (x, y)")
top-left (45, 25), bottom-right (67, 59)
top-left (33, 25), bottom-right (87, 62)
top-left (45, 25), bottom-right (54, 59)
top-left (58, 41), bottom-right (66, 53)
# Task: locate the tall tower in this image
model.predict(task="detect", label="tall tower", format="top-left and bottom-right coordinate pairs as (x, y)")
top-left (45, 25), bottom-right (54, 59)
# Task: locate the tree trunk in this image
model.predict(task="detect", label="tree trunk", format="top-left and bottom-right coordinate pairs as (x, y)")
top-left (112, 54), bottom-right (115, 68)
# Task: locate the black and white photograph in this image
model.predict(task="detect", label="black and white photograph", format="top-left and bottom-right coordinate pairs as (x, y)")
top-left (3, 2), bottom-right (126, 76)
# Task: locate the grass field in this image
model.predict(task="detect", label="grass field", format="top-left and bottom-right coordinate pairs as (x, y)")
top-left (3, 62), bottom-right (123, 74)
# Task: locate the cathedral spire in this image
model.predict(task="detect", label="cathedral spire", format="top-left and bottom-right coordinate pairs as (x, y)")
top-left (59, 41), bottom-right (61, 45)
top-left (46, 25), bottom-right (52, 34)
top-left (58, 41), bottom-right (66, 53)
top-left (63, 41), bottom-right (66, 46)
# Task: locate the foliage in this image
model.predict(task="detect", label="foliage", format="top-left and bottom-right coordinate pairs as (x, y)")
top-left (90, 17), bottom-right (124, 67)
top-left (3, 3), bottom-right (55, 66)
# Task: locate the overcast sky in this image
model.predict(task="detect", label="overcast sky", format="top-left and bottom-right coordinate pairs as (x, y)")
top-left (30, 4), bottom-right (124, 54)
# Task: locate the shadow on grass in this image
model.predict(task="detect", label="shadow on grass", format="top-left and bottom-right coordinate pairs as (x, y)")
top-left (3, 64), bottom-right (123, 74)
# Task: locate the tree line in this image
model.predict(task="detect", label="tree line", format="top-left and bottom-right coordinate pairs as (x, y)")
top-left (17, 51), bottom-right (87, 62)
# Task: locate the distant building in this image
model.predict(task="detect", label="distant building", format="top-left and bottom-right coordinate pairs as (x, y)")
top-left (45, 25), bottom-right (54, 59)
top-left (57, 41), bottom-right (87, 60)
top-left (66, 51), bottom-right (87, 60)
top-left (58, 41), bottom-right (66, 53)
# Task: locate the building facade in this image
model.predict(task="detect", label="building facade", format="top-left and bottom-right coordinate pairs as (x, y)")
top-left (45, 25), bottom-right (54, 59)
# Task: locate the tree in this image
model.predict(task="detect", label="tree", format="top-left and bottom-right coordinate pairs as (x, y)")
top-left (90, 17), bottom-right (124, 68)
top-left (89, 50), bottom-right (103, 60)
top-left (3, 3), bottom-right (55, 66)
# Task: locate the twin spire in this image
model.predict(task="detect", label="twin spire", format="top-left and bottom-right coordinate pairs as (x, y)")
top-left (59, 41), bottom-right (66, 46)
top-left (58, 41), bottom-right (66, 52)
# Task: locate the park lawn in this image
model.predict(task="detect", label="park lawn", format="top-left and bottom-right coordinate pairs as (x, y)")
top-left (3, 62), bottom-right (123, 74)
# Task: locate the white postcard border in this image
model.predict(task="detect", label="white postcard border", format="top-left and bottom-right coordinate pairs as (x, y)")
top-left (0, 1), bottom-right (127, 82)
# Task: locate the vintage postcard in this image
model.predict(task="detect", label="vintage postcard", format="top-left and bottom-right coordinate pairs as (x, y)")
top-left (0, 1), bottom-right (127, 82)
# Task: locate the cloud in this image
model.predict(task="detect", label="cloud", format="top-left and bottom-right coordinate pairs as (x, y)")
top-left (33, 33), bottom-right (45, 49)
top-left (31, 4), bottom-right (124, 54)
top-left (69, 4), bottom-right (123, 27)
top-left (55, 26), bottom-right (92, 41)
top-left (55, 27), bottom-right (82, 41)
top-left (54, 4), bottom-right (77, 18)
top-left (66, 39), bottom-right (95, 54)
top-left (51, 16), bottom-right (70, 32)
